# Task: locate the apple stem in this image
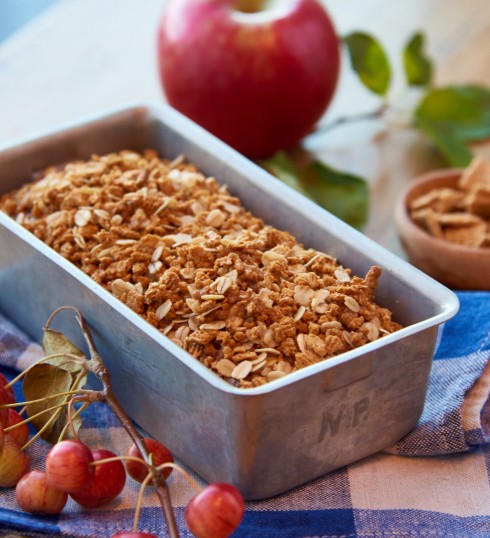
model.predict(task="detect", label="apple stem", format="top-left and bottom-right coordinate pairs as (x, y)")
top-left (4, 351), bottom-right (87, 390)
top-left (4, 401), bottom-right (68, 432)
top-left (21, 404), bottom-right (66, 450)
top-left (89, 454), bottom-right (150, 468)
top-left (67, 394), bottom-right (97, 440)
top-left (155, 462), bottom-right (201, 495)
top-left (0, 389), bottom-right (94, 409)
top-left (234, 0), bottom-right (268, 13)
top-left (133, 472), bottom-right (154, 533)
top-left (58, 400), bottom-right (90, 443)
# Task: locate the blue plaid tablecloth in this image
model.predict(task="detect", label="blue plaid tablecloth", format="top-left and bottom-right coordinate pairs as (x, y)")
top-left (0, 292), bottom-right (489, 538)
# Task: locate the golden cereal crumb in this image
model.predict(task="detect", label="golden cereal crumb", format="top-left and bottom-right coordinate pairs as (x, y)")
top-left (0, 150), bottom-right (402, 387)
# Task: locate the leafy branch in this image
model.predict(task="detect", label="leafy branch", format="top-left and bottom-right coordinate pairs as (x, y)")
top-left (261, 29), bottom-right (490, 229)
top-left (11, 306), bottom-right (179, 538)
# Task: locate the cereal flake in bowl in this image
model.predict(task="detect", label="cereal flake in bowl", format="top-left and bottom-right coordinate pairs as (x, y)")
top-left (395, 157), bottom-right (490, 290)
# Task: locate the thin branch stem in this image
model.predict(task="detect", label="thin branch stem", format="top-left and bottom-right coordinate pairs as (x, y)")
top-left (45, 306), bottom-right (180, 536)
top-left (72, 312), bottom-right (180, 538)
top-left (101, 378), bottom-right (179, 537)
top-left (314, 103), bottom-right (389, 136)
top-left (44, 305), bottom-right (84, 330)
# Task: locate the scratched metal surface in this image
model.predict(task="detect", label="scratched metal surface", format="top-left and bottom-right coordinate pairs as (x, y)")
top-left (0, 104), bottom-right (459, 499)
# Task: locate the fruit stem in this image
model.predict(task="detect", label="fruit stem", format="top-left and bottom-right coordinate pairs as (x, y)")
top-left (234, 0), bottom-right (269, 13)
top-left (5, 402), bottom-right (68, 431)
top-left (89, 455), bottom-right (151, 468)
top-left (67, 396), bottom-right (88, 440)
top-left (0, 389), bottom-right (93, 409)
top-left (133, 472), bottom-right (153, 533)
top-left (4, 352), bottom-right (87, 389)
top-left (155, 462), bottom-right (201, 494)
top-left (58, 401), bottom-right (90, 443)
top-left (21, 404), bottom-right (65, 450)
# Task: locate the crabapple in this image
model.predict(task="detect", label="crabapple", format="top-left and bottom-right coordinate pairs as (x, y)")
top-left (16, 470), bottom-right (67, 514)
top-left (0, 433), bottom-right (29, 487)
top-left (46, 439), bottom-right (94, 493)
top-left (70, 449), bottom-right (126, 508)
top-left (0, 386), bottom-right (11, 426)
top-left (185, 482), bottom-right (245, 538)
top-left (5, 409), bottom-right (29, 447)
top-left (0, 373), bottom-right (15, 404)
top-left (125, 438), bottom-right (173, 484)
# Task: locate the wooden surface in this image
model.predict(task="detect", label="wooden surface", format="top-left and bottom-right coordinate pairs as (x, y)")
top-left (1, 0), bottom-right (490, 254)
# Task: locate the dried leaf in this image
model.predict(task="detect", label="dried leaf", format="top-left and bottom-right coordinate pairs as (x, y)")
top-left (343, 32), bottom-right (391, 95)
top-left (43, 328), bottom-right (85, 357)
top-left (23, 363), bottom-right (83, 444)
top-left (42, 328), bottom-right (87, 375)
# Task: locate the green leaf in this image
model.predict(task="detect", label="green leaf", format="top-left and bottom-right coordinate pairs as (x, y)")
top-left (23, 363), bottom-right (82, 444)
top-left (343, 32), bottom-right (391, 95)
top-left (403, 32), bottom-right (433, 86)
top-left (415, 85), bottom-right (490, 141)
top-left (262, 151), bottom-right (369, 229)
top-left (261, 151), bottom-right (309, 197)
top-left (417, 119), bottom-right (473, 167)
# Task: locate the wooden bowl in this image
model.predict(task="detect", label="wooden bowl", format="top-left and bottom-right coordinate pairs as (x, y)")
top-left (395, 169), bottom-right (490, 290)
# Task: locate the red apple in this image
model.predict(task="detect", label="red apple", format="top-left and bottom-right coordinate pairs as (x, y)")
top-left (0, 386), bottom-right (11, 426)
top-left (0, 373), bottom-right (15, 404)
top-left (70, 449), bottom-right (126, 508)
top-left (125, 438), bottom-right (173, 484)
top-left (46, 439), bottom-right (94, 493)
top-left (157, 0), bottom-right (340, 159)
top-left (16, 471), bottom-right (67, 515)
top-left (4, 409), bottom-right (29, 447)
top-left (185, 482), bottom-right (245, 538)
top-left (0, 434), bottom-right (30, 487)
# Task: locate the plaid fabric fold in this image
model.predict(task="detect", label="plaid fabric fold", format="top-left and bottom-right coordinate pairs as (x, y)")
top-left (385, 291), bottom-right (490, 456)
top-left (0, 291), bottom-right (489, 538)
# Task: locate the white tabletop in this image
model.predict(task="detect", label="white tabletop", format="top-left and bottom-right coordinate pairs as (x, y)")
top-left (1, 0), bottom-right (489, 253)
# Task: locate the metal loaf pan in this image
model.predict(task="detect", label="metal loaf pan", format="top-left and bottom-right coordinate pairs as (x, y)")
top-left (0, 105), bottom-right (459, 500)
